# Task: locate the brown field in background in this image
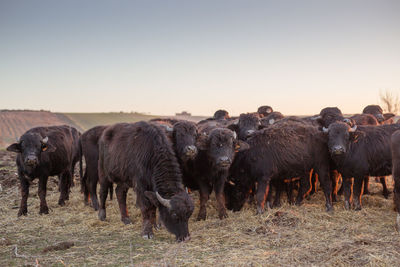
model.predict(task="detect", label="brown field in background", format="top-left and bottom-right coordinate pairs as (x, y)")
top-left (1, 150), bottom-right (400, 266)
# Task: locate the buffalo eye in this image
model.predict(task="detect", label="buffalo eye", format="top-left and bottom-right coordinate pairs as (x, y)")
top-left (219, 143), bottom-right (223, 147)
top-left (171, 212), bottom-right (178, 219)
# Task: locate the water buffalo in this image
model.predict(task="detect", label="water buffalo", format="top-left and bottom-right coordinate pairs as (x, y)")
top-left (391, 130), bottom-right (400, 231)
top-left (97, 122), bottom-right (194, 241)
top-left (7, 125), bottom-right (80, 216)
top-left (226, 120), bottom-right (333, 214)
top-left (79, 125), bottom-right (113, 210)
top-left (323, 122), bottom-right (400, 210)
top-left (187, 121), bottom-right (249, 220)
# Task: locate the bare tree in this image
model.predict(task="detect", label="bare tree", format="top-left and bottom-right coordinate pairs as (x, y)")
top-left (379, 90), bottom-right (400, 114)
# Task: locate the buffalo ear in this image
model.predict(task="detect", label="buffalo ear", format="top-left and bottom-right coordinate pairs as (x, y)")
top-left (7, 143), bottom-right (21, 153)
top-left (144, 191), bottom-right (159, 207)
top-left (196, 133), bottom-right (209, 150)
top-left (383, 113), bottom-right (395, 120)
top-left (235, 140), bottom-right (250, 152)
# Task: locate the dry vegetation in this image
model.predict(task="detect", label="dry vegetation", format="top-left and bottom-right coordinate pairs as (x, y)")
top-left (1, 149), bottom-right (400, 266)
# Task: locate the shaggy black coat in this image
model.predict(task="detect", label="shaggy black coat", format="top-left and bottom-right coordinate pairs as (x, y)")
top-left (97, 122), bottom-right (194, 241)
top-left (325, 122), bottom-right (400, 210)
top-left (186, 121), bottom-right (249, 220)
top-left (225, 121), bottom-right (333, 213)
top-left (7, 125), bottom-right (80, 216)
top-left (391, 130), bottom-right (400, 231)
top-left (79, 125), bottom-right (113, 210)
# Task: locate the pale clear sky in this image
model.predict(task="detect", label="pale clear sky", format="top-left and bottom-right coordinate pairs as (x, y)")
top-left (1, 0), bottom-right (399, 116)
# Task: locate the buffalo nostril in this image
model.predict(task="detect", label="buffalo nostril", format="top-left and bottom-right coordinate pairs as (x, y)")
top-left (332, 146), bottom-right (345, 154)
top-left (218, 157), bottom-right (232, 166)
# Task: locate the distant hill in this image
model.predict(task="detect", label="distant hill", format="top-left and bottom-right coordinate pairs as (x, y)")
top-left (0, 110), bottom-right (208, 148)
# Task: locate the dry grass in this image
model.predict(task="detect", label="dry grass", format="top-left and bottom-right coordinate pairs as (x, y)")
top-left (1, 150), bottom-right (400, 266)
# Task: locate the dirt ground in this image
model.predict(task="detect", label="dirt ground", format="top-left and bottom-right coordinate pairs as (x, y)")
top-left (1, 149), bottom-right (399, 266)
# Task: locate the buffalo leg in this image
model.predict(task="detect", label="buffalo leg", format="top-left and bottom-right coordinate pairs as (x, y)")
top-left (115, 184), bottom-right (131, 224)
top-left (82, 171), bottom-right (90, 206)
top-left (256, 177), bottom-right (270, 214)
top-left (286, 180), bottom-right (295, 205)
top-left (331, 170), bottom-right (340, 202)
top-left (309, 171), bottom-right (318, 196)
top-left (316, 167), bottom-right (333, 212)
top-left (363, 176), bottom-right (370, 195)
top-left (140, 206), bottom-right (156, 239)
top-left (379, 176), bottom-right (390, 199)
top-left (18, 175), bottom-right (30, 216)
top-left (89, 175), bottom-right (99, 210)
top-left (197, 182), bottom-right (211, 221)
top-left (58, 170), bottom-right (71, 206)
top-left (214, 176), bottom-right (228, 219)
top-left (353, 176), bottom-right (364, 210)
top-left (296, 174), bottom-right (311, 206)
top-left (38, 175), bottom-right (49, 214)
top-left (98, 179), bottom-right (111, 221)
top-left (272, 180), bottom-right (283, 208)
top-left (342, 177), bottom-right (353, 210)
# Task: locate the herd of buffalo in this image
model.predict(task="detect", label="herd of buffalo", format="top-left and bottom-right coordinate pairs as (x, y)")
top-left (6, 105), bottom-right (400, 241)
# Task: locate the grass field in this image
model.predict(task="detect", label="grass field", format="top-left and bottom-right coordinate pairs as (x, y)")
top-left (1, 150), bottom-right (400, 266)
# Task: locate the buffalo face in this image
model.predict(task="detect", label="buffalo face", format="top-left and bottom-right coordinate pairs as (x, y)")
top-left (197, 128), bottom-right (249, 171)
top-left (145, 191), bottom-right (194, 242)
top-left (323, 122), bottom-right (357, 156)
top-left (7, 133), bottom-right (55, 174)
top-left (173, 121), bottom-right (198, 162)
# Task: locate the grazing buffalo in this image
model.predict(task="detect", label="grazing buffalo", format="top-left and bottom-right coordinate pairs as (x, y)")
top-left (257, 105), bottom-right (273, 117)
top-left (7, 125), bottom-right (80, 216)
top-left (97, 122), bottom-right (194, 241)
top-left (79, 125), bottom-right (113, 210)
top-left (225, 120), bottom-right (333, 214)
top-left (187, 121), bottom-right (249, 220)
top-left (323, 122), bottom-right (400, 210)
top-left (391, 130), bottom-right (400, 231)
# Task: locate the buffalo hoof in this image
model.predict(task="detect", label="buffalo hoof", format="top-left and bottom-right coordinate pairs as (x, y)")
top-left (39, 206), bottom-right (49, 215)
top-left (218, 212), bottom-right (228, 220)
top-left (256, 206), bottom-right (265, 215)
top-left (142, 233), bottom-right (154, 240)
top-left (92, 202), bottom-right (99, 211)
top-left (197, 210), bottom-right (206, 221)
top-left (58, 199), bottom-right (65, 206)
top-left (383, 190), bottom-right (391, 199)
top-left (354, 204), bottom-right (362, 211)
top-left (177, 235), bottom-right (191, 242)
top-left (98, 209), bottom-right (106, 221)
top-left (295, 200), bottom-right (303, 206)
top-left (326, 205), bottom-right (334, 213)
top-left (332, 195), bottom-right (338, 203)
top-left (17, 208), bottom-right (27, 217)
top-left (121, 217), bottom-right (132, 225)
top-left (344, 201), bottom-right (351, 210)
top-left (364, 189), bottom-right (370, 195)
